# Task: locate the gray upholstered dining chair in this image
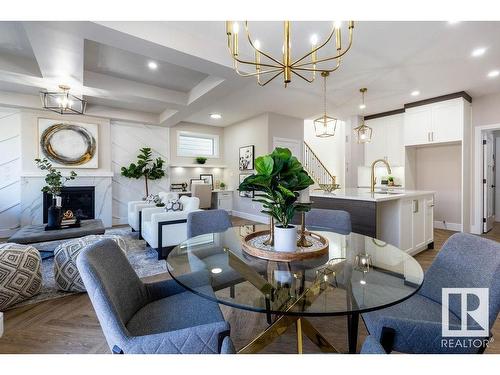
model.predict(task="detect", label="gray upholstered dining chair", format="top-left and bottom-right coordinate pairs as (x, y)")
top-left (187, 209), bottom-right (232, 238)
top-left (293, 208), bottom-right (351, 235)
top-left (362, 233), bottom-right (500, 354)
top-left (77, 239), bottom-right (235, 354)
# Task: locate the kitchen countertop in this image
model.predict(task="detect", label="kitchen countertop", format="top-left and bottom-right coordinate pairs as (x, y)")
top-left (309, 188), bottom-right (435, 202)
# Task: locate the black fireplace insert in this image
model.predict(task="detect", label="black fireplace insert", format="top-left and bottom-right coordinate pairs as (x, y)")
top-left (43, 186), bottom-right (95, 223)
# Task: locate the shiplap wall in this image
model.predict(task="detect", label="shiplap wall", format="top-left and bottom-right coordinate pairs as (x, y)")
top-left (111, 121), bottom-right (169, 225)
top-left (0, 108), bottom-right (21, 237)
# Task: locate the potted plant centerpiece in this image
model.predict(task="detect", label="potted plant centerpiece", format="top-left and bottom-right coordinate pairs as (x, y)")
top-left (239, 148), bottom-right (314, 252)
top-left (35, 158), bottom-right (77, 227)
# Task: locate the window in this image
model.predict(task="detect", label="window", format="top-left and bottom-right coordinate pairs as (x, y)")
top-left (177, 131), bottom-right (219, 158)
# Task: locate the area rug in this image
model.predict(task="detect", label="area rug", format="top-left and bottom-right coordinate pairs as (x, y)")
top-left (8, 227), bottom-right (167, 310)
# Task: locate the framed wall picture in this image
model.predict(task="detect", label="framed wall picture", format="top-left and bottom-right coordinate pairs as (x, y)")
top-left (239, 174), bottom-right (254, 198)
top-left (200, 174), bottom-right (214, 188)
top-left (38, 118), bottom-right (98, 168)
top-left (239, 145), bottom-right (255, 171)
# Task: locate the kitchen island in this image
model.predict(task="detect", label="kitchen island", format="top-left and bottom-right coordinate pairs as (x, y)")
top-left (310, 188), bottom-right (435, 255)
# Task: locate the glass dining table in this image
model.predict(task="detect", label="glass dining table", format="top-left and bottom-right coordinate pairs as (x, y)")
top-left (166, 224), bottom-right (424, 354)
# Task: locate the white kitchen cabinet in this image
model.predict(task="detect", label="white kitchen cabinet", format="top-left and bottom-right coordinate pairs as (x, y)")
top-left (404, 107), bottom-right (431, 146)
top-left (397, 194), bottom-right (434, 255)
top-left (364, 113), bottom-right (404, 166)
top-left (425, 196), bottom-right (434, 244)
top-left (215, 191), bottom-right (233, 212)
top-left (404, 98), bottom-right (467, 146)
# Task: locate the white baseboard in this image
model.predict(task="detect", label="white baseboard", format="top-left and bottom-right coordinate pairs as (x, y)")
top-left (231, 210), bottom-right (269, 224)
top-left (433, 221), bottom-right (462, 232)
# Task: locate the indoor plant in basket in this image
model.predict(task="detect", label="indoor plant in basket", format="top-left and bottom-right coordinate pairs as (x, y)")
top-left (35, 158), bottom-right (77, 227)
top-left (239, 147), bottom-right (314, 252)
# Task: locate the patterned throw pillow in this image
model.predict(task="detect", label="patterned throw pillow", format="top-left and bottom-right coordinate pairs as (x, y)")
top-left (165, 199), bottom-right (183, 212)
top-left (144, 194), bottom-right (156, 203)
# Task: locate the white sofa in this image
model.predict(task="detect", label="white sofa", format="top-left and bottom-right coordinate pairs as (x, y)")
top-left (127, 192), bottom-right (179, 237)
top-left (141, 195), bottom-right (201, 259)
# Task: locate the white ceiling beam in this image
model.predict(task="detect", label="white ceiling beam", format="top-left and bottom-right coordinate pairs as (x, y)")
top-left (85, 104), bottom-right (159, 125)
top-left (83, 71), bottom-right (188, 107)
top-left (22, 22), bottom-right (85, 93)
top-left (187, 76), bottom-right (225, 104)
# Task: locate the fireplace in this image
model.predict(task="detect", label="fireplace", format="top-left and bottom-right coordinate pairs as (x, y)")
top-left (43, 186), bottom-right (95, 223)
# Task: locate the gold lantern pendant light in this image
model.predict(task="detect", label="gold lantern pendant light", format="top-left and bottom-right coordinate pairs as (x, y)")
top-left (314, 71), bottom-right (337, 138)
top-left (354, 87), bottom-right (372, 143)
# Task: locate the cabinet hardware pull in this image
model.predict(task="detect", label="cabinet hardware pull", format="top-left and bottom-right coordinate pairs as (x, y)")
top-left (413, 200), bottom-right (419, 213)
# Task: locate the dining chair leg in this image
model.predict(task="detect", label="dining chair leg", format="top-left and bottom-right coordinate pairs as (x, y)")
top-left (347, 313), bottom-right (359, 354)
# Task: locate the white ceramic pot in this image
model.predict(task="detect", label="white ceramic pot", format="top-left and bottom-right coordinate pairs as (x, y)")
top-left (274, 224), bottom-right (297, 252)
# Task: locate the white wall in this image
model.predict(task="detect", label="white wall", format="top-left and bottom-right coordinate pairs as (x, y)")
top-left (471, 92), bottom-right (500, 231)
top-left (111, 121), bottom-right (169, 225)
top-left (345, 116), bottom-right (365, 188)
top-left (223, 114), bottom-right (269, 221)
top-left (0, 108), bottom-right (21, 237)
top-left (415, 144), bottom-right (462, 226)
top-left (168, 122), bottom-right (225, 188)
top-left (304, 119), bottom-right (345, 188)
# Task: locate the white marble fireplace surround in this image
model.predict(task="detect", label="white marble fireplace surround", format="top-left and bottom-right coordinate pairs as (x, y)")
top-left (20, 174), bottom-right (113, 228)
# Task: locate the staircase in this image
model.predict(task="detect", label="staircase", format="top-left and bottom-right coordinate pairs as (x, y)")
top-left (303, 141), bottom-right (337, 186)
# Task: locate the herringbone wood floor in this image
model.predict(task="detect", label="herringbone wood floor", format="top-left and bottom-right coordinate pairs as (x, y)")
top-left (0, 218), bottom-right (499, 354)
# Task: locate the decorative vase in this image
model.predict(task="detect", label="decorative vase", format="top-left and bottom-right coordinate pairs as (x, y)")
top-left (274, 224), bottom-right (297, 252)
top-left (47, 196), bottom-right (62, 227)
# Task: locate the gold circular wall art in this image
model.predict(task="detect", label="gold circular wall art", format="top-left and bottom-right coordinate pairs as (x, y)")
top-left (40, 123), bottom-right (96, 166)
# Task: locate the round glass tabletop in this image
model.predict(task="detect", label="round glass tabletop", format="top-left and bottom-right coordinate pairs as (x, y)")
top-left (166, 225), bottom-right (424, 316)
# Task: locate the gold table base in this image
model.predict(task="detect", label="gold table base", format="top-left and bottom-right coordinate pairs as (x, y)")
top-left (238, 314), bottom-right (338, 354)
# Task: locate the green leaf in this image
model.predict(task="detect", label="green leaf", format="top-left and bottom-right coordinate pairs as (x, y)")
top-left (255, 155), bottom-right (274, 175)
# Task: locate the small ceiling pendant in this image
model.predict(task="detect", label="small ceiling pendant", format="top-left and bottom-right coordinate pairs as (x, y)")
top-left (314, 71), bottom-right (337, 138)
top-left (354, 88), bottom-right (372, 143)
top-left (40, 85), bottom-right (87, 115)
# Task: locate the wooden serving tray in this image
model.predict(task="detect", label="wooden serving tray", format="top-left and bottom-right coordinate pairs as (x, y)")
top-left (242, 230), bottom-right (329, 262)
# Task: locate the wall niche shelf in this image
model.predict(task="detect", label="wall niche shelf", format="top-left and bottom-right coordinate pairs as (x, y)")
top-left (169, 164), bottom-right (228, 169)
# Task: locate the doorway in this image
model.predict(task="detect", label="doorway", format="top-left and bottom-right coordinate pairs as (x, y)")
top-left (483, 131), bottom-right (495, 232)
top-left (474, 123), bottom-right (500, 234)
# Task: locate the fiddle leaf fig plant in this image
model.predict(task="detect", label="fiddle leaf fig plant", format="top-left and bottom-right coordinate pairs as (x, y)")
top-left (121, 147), bottom-right (166, 197)
top-left (238, 147), bottom-right (314, 228)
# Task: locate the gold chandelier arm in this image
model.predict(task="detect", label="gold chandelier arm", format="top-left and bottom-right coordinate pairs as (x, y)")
top-left (229, 53), bottom-right (283, 69)
top-left (244, 21), bottom-right (285, 67)
top-left (257, 70), bottom-right (283, 86)
top-left (233, 60), bottom-right (283, 77)
top-left (291, 69), bottom-right (314, 83)
top-left (293, 28), bottom-right (353, 68)
top-left (291, 25), bottom-right (336, 67)
top-left (291, 58), bottom-right (341, 73)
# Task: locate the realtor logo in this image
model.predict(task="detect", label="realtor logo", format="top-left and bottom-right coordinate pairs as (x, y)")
top-left (442, 288), bottom-right (489, 337)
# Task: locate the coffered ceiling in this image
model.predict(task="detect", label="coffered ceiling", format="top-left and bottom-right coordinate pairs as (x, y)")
top-left (0, 21), bottom-right (499, 126)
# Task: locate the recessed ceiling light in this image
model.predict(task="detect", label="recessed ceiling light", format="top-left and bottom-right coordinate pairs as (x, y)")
top-left (488, 70), bottom-right (499, 78)
top-left (210, 113), bottom-right (222, 120)
top-left (411, 90), bottom-right (420, 96)
top-left (211, 268), bottom-right (222, 274)
top-left (471, 47), bottom-right (487, 57)
top-left (359, 104), bottom-right (366, 110)
top-left (148, 61), bottom-right (158, 70)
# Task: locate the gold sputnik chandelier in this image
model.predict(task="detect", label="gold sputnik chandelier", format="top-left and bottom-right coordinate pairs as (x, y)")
top-left (225, 21), bottom-right (354, 87)
top-left (314, 71), bottom-right (337, 137)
